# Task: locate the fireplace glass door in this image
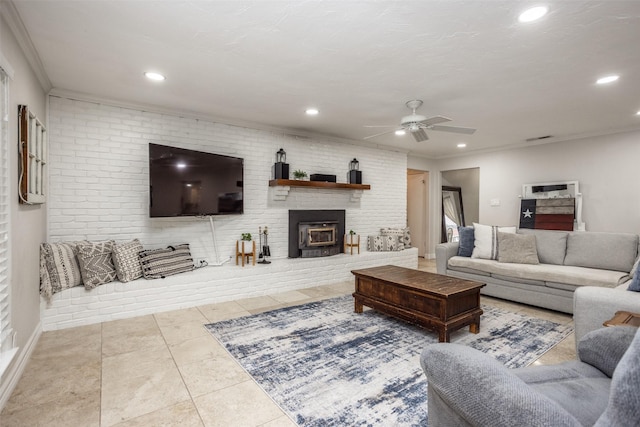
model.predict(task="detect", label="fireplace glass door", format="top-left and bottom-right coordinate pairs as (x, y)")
top-left (307, 226), bottom-right (336, 246)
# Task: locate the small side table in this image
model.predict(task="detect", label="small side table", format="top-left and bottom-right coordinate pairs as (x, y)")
top-left (344, 234), bottom-right (360, 255)
top-left (235, 240), bottom-right (256, 266)
top-left (603, 311), bottom-right (640, 328)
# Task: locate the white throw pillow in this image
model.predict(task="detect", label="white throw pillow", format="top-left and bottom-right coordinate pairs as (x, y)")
top-left (471, 223), bottom-right (516, 260)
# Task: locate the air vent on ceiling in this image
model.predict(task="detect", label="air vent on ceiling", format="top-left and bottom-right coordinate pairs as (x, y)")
top-left (525, 135), bottom-right (553, 142)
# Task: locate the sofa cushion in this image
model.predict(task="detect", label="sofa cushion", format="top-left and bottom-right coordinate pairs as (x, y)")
top-left (457, 226), bottom-right (475, 257)
top-left (471, 223), bottom-right (516, 260)
top-left (76, 241), bottom-right (117, 289)
top-left (39, 241), bottom-right (86, 297)
top-left (448, 257), bottom-right (629, 289)
top-left (497, 232), bottom-right (539, 264)
top-left (594, 328), bottom-right (640, 427)
top-left (112, 239), bottom-right (144, 283)
top-left (627, 262), bottom-right (640, 292)
top-left (139, 243), bottom-right (195, 279)
top-left (564, 232), bottom-right (639, 273)
top-left (518, 229), bottom-right (568, 265)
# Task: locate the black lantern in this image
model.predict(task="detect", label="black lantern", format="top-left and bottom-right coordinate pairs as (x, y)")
top-left (273, 148), bottom-right (289, 179)
top-left (348, 158), bottom-right (362, 184)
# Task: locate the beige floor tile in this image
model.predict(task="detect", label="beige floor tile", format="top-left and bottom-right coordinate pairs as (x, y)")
top-left (201, 308), bottom-right (253, 323)
top-left (261, 415), bottom-right (298, 427)
top-left (111, 400), bottom-right (204, 427)
top-left (247, 303), bottom-right (287, 315)
top-left (533, 333), bottom-right (577, 366)
top-left (193, 380), bottom-right (285, 427)
top-left (198, 300), bottom-right (248, 318)
top-left (154, 307), bottom-right (208, 327)
top-left (102, 314), bottom-right (166, 357)
top-left (3, 359), bottom-right (101, 413)
top-left (271, 290), bottom-right (312, 304)
top-left (236, 295), bottom-right (281, 311)
top-left (101, 348), bottom-right (191, 426)
top-left (517, 305), bottom-right (573, 325)
top-left (178, 353), bottom-right (251, 397)
top-left (30, 323), bottom-right (101, 363)
top-left (168, 334), bottom-right (228, 366)
top-left (1, 389), bottom-right (101, 427)
top-left (159, 321), bottom-right (212, 345)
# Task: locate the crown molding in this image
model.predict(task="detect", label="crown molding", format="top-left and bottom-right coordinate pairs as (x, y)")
top-left (1, 0), bottom-right (52, 92)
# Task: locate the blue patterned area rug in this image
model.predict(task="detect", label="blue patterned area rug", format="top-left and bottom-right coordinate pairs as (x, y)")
top-left (206, 295), bottom-right (573, 426)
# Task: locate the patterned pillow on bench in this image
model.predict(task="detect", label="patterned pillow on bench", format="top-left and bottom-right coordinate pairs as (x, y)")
top-left (139, 243), bottom-right (195, 279)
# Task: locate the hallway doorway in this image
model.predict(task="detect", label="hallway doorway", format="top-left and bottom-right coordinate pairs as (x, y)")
top-left (407, 169), bottom-right (429, 257)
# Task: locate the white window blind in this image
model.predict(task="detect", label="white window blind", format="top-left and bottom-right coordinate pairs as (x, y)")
top-left (0, 66), bottom-right (16, 375)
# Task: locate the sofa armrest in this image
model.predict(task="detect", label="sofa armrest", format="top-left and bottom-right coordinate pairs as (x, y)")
top-left (436, 242), bottom-right (459, 275)
top-left (578, 326), bottom-right (638, 377)
top-left (421, 344), bottom-right (581, 427)
top-left (574, 286), bottom-right (640, 344)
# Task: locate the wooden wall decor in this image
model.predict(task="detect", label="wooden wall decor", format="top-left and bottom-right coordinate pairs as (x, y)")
top-left (18, 105), bottom-right (47, 204)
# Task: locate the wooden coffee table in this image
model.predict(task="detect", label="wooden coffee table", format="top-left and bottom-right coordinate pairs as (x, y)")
top-left (351, 265), bottom-right (485, 342)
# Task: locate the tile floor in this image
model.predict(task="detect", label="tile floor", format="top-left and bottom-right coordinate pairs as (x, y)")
top-left (0, 259), bottom-right (575, 426)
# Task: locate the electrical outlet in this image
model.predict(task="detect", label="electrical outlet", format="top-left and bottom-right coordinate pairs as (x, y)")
top-left (490, 198), bottom-right (501, 207)
top-left (195, 258), bottom-right (208, 267)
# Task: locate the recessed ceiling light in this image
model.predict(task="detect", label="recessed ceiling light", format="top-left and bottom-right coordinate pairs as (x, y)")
top-left (144, 71), bottom-right (165, 81)
top-left (305, 108), bottom-right (319, 115)
top-left (518, 6), bottom-right (548, 23)
top-left (636, 111), bottom-right (640, 116)
top-left (457, 143), bottom-right (467, 148)
top-left (596, 75), bottom-right (619, 85)
top-left (176, 162), bottom-right (186, 169)
top-left (395, 130), bottom-right (406, 136)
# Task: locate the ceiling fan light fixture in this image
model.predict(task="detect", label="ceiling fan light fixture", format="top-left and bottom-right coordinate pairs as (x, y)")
top-left (518, 6), bottom-right (548, 23)
top-left (144, 71), bottom-right (165, 81)
top-left (596, 75), bottom-right (619, 85)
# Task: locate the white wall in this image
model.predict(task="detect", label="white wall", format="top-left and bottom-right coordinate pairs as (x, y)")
top-left (1, 9), bottom-right (47, 408)
top-left (47, 95), bottom-right (408, 264)
top-left (410, 130), bottom-right (640, 255)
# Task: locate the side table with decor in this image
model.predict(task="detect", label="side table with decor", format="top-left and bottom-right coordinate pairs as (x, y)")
top-left (603, 311), bottom-right (640, 328)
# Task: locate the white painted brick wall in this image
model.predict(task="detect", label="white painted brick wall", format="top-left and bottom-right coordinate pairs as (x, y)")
top-left (43, 95), bottom-right (411, 328)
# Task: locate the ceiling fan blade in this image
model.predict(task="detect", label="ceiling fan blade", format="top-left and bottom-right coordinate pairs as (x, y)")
top-left (412, 128), bottom-right (429, 142)
top-left (430, 125), bottom-right (477, 135)
top-left (363, 129), bottom-right (399, 140)
top-left (420, 116), bottom-right (451, 127)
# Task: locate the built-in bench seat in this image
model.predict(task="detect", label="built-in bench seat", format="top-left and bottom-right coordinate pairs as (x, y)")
top-left (41, 248), bottom-right (419, 330)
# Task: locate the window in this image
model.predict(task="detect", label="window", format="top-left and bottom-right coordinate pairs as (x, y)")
top-left (0, 64), bottom-right (16, 375)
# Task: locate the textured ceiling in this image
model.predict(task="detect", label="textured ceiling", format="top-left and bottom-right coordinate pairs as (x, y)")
top-left (9, 0), bottom-right (640, 158)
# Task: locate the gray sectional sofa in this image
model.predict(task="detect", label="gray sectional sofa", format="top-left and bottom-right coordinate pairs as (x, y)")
top-left (436, 229), bottom-right (640, 314)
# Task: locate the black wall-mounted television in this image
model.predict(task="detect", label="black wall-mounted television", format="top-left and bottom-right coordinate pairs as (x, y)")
top-left (149, 143), bottom-right (244, 217)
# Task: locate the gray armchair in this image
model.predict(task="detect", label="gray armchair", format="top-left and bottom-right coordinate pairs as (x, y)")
top-left (421, 326), bottom-right (640, 426)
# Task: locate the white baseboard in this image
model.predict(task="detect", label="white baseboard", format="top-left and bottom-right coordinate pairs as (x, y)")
top-left (0, 322), bottom-right (42, 411)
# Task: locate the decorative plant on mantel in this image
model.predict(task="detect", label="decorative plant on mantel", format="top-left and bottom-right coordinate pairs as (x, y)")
top-left (241, 233), bottom-right (252, 241)
top-left (293, 170), bottom-right (308, 180)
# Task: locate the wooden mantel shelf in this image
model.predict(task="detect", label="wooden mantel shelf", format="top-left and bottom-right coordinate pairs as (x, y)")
top-left (269, 179), bottom-right (371, 190)
top-left (268, 179), bottom-right (371, 201)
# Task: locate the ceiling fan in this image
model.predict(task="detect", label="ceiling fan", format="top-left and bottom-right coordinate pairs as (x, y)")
top-left (364, 100), bottom-right (476, 142)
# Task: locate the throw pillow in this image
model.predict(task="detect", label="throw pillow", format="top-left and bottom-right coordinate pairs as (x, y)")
top-left (139, 243), bottom-right (195, 279)
top-left (497, 232), bottom-right (540, 265)
top-left (457, 226), bottom-right (475, 257)
top-left (380, 227), bottom-right (411, 249)
top-left (39, 241), bottom-right (86, 297)
top-left (76, 241), bottom-right (117, 290)
top-left (367, 235), bottom-right (402, 252)
top-left (471, 223), bottom-right (517, 260)
top-left (112, 239), bottom-right (144, 283)
top-left (628, 261), bottom-right (640, 292)
top-left (630, 255), bottom-right (640, 279)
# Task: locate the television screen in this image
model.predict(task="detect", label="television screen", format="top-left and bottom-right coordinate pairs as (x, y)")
top-left (149, 143), bottom-right (244, 217)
